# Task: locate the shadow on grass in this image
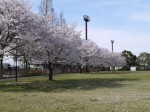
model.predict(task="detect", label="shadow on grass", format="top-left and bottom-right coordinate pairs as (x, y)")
top-left (0, 77), bottom-right (139, 93)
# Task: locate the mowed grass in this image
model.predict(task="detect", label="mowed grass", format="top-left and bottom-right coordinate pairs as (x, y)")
top-left (1, 71), bottom-right (150, 112)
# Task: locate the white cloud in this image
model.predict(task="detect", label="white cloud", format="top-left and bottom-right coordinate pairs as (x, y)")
top-left (129, 13), bottom-right (150, 22)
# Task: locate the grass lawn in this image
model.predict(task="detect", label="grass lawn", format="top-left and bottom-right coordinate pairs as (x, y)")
top-left (0, 71), bottom-right (150, 112)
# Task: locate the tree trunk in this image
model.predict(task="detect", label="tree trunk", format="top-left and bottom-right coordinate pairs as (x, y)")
top-left (48, 62), bottom-right (53, 80)
top-left (28, 63), bottom-right (31, 76)
top-left (98, 67), bottom-right (101, 72)
top-left (86, 65), bottom-right (89, 73)
top-left (23, 56), bottom-right (28, 77)
top-left (70, 65), bottom-right (73, 73)
top-left (0, 56), bottom-right (3, 78)
top-left (78, 65), bottom-right (82, 73)
top-left (61, 65), bottom-right (65, 74)
top-left (25, 60), bottom-right (28, 77)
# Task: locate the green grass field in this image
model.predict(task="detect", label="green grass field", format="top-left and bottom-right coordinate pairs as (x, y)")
top-left (1, 71), bottom-right (150, 112)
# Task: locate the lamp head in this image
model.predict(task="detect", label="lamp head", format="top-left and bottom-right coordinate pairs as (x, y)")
top-left (111, 40), bottom-right (114, 43)
top-left (83, 15), bottom-right (90, 22)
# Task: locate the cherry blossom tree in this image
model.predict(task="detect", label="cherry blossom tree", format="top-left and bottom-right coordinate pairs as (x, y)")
top-left (24, 9), bottom-right (81, 80)
top-left (0, 0), bottom-right (37, 77)
top-left (78, 39), bottom-right (99, 72)
top-left (106, 52), bottom-right (126, 70)
top-left (41, 24), bottom-right (81, 80)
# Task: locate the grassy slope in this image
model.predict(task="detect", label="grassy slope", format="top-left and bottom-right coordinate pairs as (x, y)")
top-left (0, 71), bottom-right (150, 112)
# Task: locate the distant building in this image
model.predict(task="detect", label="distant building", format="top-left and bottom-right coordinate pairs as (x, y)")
top-left (0, 63), bottom-right (11, 69)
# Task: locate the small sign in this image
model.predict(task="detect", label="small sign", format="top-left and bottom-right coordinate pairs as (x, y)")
top-left (130, 67), bottom-right (136, 71)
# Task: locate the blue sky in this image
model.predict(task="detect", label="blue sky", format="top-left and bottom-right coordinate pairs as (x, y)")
top-left (30, 0), bottom-right (150, 55)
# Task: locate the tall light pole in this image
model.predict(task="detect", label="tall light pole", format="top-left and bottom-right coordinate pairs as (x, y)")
top-left (111, 40), bottom-right (114, 71)
top-left (83, 15), bottom-right (90, 73)
top-left (83, 15), bottom-right (90, 40)
top-left (111, 40), bottom-right (114, 52)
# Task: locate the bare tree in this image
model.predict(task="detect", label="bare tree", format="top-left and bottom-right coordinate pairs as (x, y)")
top-left (39, 0), bottom-right (54, 16)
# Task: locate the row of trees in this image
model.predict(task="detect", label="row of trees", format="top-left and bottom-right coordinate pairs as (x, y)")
top-left (0, 0), bottom-right (126, 80)
top-left (121, 50), bottom-right (150, 70)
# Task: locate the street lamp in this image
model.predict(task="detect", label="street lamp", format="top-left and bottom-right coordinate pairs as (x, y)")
top-left (83, 15), bottom-right (90, 40)
top-left (111, 40), bottom-right (115, 71)
top-left (83, 15), bottom-right (90, 73)
top-left (111, 40), bottom-right (114, 52)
